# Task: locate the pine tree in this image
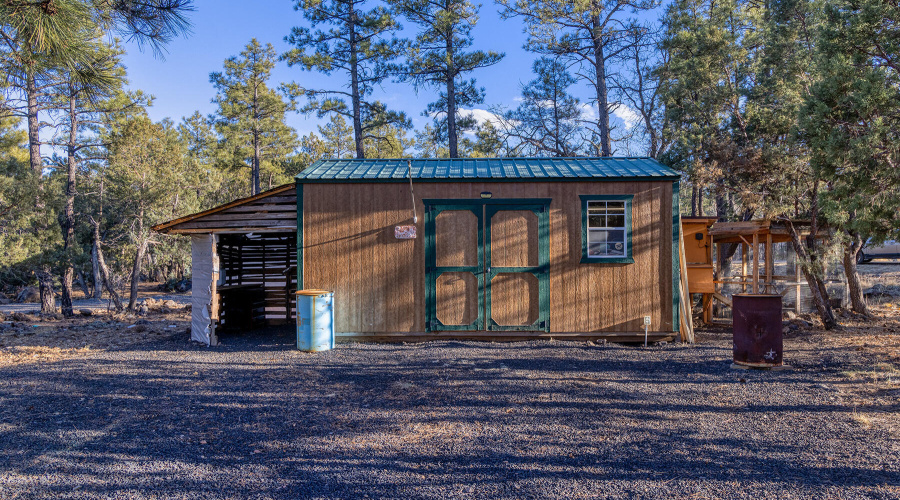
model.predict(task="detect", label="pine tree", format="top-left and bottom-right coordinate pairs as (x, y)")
top-left (282, 0), bottom-right (410, 158)
top-left (499, 57), bottom-right (585, 157)
top-left (48, 38), bottom-right (124, 316)
top-left (210, 39), bottom-right (298, 196)
top-left (1, 0), bottom-right (192, 175)
top-left (363, 123), bottom-right (413, 158)
top-left (498, 0), bottom-right (656, 157)
top-left (610, 26), bottom-right (670, 158)
top-left (390, 0), bottom-right (504, 158)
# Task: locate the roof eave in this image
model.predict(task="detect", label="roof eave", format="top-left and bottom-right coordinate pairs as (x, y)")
top-left (295, 175), bottom-right (682, 184)
top-left (152, 183), bottom-right (295, 234)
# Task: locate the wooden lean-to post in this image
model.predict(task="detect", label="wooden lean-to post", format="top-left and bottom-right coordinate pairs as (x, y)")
top-left (795, 254), bottom-right (803, 314)
top-left (765, 233), bottom-right (773, 294)
top-left (752, 233), bottom-right (760, 294)
top-left (678, 221), bottom-right (695, 343)
top-left (703, 232), bottom-right (714, 323)
top-left (742, 244), bottom-right (749, 293)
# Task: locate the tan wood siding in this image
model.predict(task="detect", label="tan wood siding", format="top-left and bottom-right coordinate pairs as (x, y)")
top-left (169, 188), bottom-right (297, 233)
top-left (435, 272), bottom-right (479, 326)
top-left (490, 272), bottom-right (539, 326)
top-left (490, 210), bottom-right (538, 268)
top-left (302, 181), bottom-right (674, 334)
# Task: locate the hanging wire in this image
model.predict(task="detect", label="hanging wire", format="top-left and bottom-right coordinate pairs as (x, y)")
top-left (407, 159), bottom-right (417, 224)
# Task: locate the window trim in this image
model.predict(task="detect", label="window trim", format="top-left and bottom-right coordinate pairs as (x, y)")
top-left (580, 194), bottom-right (634, 264)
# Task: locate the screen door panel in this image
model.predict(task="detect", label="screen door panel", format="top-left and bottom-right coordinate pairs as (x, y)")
top-left (435, 272), bottom-right (479, 326)
top-left (435, 209), bottom-right (479, 267)
top-left (485, 205), bottom-right (549, 332)
top-left (489, 272), bottom-right (540, 326)
top-left (488, 210), bottom-right (539, 268)
top-left (426, 205), bottom-right (484, 331)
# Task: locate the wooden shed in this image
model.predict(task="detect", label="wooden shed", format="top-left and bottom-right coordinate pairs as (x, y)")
top-left (296, 158), bottom-right (682, 343)
top-left (154, 157), bottom-right (684, 345)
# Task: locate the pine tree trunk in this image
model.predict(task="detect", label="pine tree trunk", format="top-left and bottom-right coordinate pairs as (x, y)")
top-left (843, 232), bottom-right (869, 316)
top-left (92, 219), bottom-right (122, 311)
top-left (26, 73), bottom-right (42, 175)
top-left (691, 185), bottom-right (698, 216)
top-left (128, 241), bottom-right (147, 312)
top-left (59, 93), bottom-right (78, 318)
top-left (128, 212), bottom-right (147, 312)
top-left (37, 270), bottom-right (57, 314)
top-left (590, 13), bottom-right (612, 157)
top-left (92, 240), bottom-right (103, 300)
top-left (252, 82), bottom-right (262, 195)
top-left (76, 268), bottom-right (91, 298)
top-left (60, 268), bottom-right (74, 317)
top-left (447, 71), bottom-right (458, 158)
top-left (252, 136), bottom-right (261, 195)
top-left (349, 2), bottom-right (365, 159)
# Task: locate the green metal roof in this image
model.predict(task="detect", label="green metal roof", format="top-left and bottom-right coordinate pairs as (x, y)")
top-left (295, 157), bottom-right (680, 183)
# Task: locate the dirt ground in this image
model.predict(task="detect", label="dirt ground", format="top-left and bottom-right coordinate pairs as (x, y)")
top-left (0, 271), bottom-right (898, 498)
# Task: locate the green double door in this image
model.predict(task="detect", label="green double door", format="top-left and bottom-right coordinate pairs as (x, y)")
top-left (424, 199), bottom-right (550, 332)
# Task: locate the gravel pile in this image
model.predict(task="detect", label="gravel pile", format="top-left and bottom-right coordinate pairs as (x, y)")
top-left (0, 328), bottom-right (898, 499)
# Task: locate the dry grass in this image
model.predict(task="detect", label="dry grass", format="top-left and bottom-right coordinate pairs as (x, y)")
top-left (0, 310), bottom-right (189, 366)
top-left (851, 409), bottom-right (873, 429)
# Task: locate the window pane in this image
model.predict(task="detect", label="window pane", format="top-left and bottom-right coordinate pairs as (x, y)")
top-left (588, 214), bottom-right (606, 228)
top-left (587, 230), bottom-right (608, 256)
top-left (608, 230), bottom-right (625, 255)
top-left (583, 198), bottom-right (630, 259)
top-left (587, 229), bottom-right (626, 257)
top-left (587, 201), bottom-right (606, 212)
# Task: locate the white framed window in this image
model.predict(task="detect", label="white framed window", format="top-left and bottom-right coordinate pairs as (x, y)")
top-left (580, 195), bottom-right (633, 263)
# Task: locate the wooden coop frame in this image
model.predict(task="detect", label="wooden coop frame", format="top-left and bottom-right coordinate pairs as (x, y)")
top-left (683, 218), bottom-right (832, 324)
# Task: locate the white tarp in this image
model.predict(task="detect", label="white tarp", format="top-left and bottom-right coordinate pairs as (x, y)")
top-left (190, 234), bottom-right (216, 345)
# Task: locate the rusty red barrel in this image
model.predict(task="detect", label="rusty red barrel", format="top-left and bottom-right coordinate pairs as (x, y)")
top-left (732, 294), bottom-right (783, 367)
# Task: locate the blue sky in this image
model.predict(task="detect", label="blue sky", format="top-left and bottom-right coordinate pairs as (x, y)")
top-left (120, 0), bottom-right (639, 143)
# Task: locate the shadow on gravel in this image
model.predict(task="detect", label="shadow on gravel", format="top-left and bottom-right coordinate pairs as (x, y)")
top-left (1, 338), bottom-right (898, 498)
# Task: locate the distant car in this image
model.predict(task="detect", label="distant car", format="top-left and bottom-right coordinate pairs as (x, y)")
top-left (858, 240), bottom-right (900, 263)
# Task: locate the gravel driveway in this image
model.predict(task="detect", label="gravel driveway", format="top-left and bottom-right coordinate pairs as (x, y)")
top-left (1, 328), bottom-right (898, 499)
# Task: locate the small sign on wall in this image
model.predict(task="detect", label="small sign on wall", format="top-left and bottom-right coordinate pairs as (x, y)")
top-left (395, 225), bottom-right (417, 239)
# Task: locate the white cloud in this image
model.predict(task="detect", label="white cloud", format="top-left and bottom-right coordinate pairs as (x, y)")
top-left (611, 105), bottom-right (641, 130)
top-left (459, 108), bottom-right (503, 128)
top-left (579, 103), bottom-right (598, 121)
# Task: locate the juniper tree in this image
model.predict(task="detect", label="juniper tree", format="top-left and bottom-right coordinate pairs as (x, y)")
top-left (390, 0), bottom-right (503, 158)
top-left (801, 0), bottom-right (900, 316)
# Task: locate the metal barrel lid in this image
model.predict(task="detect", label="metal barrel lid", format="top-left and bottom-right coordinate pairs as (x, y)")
top-left (295, 289), bottom-right (333, 296)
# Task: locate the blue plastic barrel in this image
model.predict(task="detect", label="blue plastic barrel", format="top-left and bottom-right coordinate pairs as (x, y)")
top-left (296, 290), bottom-right (334, 351)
